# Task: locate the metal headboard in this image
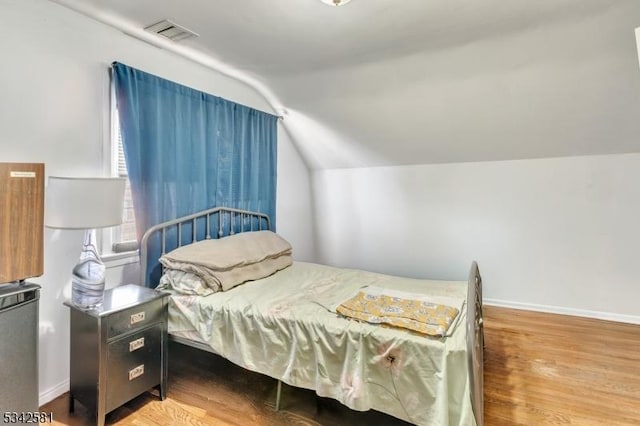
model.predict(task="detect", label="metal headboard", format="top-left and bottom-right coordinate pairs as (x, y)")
top-left (466, 261), bottom-right (484, 426)
top-left (140, 207), bottom-right (271, 286)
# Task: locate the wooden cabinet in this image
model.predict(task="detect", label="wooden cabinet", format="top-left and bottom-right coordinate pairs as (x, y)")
top-left (65, 285), bottom-right (169, 426)
top-left (0, 163), bottom-right (44, 284)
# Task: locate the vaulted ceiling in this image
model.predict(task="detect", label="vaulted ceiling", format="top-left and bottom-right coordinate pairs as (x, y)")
top-left (51, 0), bottom-right (640, 169)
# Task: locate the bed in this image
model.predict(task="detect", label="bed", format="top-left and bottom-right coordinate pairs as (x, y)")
top-left (140, 207), bottom-right (484, 426)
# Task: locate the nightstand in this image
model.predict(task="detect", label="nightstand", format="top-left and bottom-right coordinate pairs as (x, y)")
top-left (64, 284), bottom-right (169, 426)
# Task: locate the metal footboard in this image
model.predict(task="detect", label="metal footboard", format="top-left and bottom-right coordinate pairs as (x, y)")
top-left (466, 261), bottom-right (484, 426)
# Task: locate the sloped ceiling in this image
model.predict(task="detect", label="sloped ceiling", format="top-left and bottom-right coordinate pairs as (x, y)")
top-left (51, 0), bottom-right (640, 169)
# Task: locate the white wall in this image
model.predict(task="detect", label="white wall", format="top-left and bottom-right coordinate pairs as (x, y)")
top-left (0, 0), bottom-right (314, 404)
top-left (312, 153), bottom-right (640, 323)
top-left (277, 124), bottom-right (317, 261)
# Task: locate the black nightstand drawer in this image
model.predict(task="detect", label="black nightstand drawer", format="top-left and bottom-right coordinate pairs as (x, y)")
top-left (107, 297), bottom-right (165, 339)
top-left (106, 324), bottom-right (163, 412)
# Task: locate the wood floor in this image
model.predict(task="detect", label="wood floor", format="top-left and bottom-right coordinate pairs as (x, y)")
top-left (43, 306), bottom-right (640, 425)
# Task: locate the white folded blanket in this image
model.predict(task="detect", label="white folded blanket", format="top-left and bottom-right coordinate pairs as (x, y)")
top-left (159, 230), bottom-right (293, 291)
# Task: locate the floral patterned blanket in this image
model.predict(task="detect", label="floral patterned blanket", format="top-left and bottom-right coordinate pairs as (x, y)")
top-left (335, 286), bottom-right (462, 337)
top-left (164, 261), bottom-right (475, 426)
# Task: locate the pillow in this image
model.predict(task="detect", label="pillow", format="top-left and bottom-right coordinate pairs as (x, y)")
top-left (156, 269), bottom-right (218, 296)
top-left (159, 231), bottom-right (293, 292)
top-left (160, 230), bottom-right (292, 271)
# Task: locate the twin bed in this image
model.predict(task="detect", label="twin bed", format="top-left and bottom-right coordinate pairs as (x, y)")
top-left (140, 207), bottom-right (484, 426)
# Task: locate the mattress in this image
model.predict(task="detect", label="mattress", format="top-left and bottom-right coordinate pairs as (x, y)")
top-left (164, 261), bottom-right (474, 426)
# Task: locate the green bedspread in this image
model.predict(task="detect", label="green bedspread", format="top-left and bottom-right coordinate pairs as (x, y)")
top-left (164, 261), bottom-right (475, 426)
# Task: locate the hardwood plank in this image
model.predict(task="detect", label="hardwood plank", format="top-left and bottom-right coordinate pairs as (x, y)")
top-left (43, 306), bottom-right (640, 425)
top-left (483, 307), bottom-right (640, 426)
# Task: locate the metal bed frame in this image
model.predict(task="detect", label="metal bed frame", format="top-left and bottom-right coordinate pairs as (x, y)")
top-left (140, 206), bottom-right (484, 426)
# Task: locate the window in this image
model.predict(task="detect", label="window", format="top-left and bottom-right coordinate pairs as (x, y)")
top-left (110, 105), bottom-right (138, 253)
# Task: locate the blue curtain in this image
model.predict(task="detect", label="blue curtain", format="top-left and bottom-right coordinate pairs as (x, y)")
top-left (112, 62), bottom-right (278, 286)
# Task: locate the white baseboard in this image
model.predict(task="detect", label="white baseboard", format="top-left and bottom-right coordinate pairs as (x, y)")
top-left (39, 379), bottom-right (69, 407)
top-left (484, 298), bottom-right (640, 325)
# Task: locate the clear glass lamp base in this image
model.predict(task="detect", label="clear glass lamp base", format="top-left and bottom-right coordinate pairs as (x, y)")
top-left (71, 229), bottom-right (106, 309)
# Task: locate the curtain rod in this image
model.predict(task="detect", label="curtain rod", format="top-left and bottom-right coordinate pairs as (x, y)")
top-left (111, 62), bottom-right (284, 121)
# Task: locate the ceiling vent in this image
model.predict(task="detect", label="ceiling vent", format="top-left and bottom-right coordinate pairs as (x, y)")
top-left (144, 20), bottom-right (198, 42)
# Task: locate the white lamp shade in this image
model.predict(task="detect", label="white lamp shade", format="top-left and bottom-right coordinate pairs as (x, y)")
top-left (45, 177), bottom-right (126, 229)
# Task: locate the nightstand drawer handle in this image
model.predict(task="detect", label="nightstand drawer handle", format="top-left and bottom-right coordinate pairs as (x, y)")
top-left (129, 337), bottom-right (145, 352)
top-left (129, 364), bottom-right (144, 381)
top-left (130, 311), bottom-right (146, 325)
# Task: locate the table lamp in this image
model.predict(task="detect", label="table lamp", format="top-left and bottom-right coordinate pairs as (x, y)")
top-left (46, 177), bottom-right (126, 308)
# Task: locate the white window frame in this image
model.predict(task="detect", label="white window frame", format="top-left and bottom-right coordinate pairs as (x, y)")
top-left (102, 75), bottom-right (138, 257)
